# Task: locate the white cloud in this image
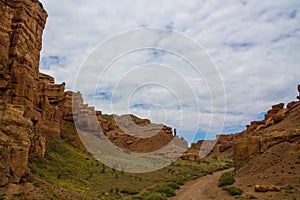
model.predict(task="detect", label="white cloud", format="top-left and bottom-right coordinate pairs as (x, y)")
top-left (39, 0), bottom-right (300, 144)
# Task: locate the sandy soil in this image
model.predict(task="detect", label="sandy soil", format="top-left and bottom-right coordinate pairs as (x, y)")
top-left (169, 168), bottom-right (235, 200)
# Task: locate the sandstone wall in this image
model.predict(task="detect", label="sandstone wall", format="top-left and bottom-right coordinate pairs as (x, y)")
top-left (0, 0), bottom-right (49, 156)
top-left (0, 0), bottom-right (183, 187)
top-left (0, 101), bottom-right (33, 186)
top-left (233, 86), bottom-right (300, 170)
top-left (0, 0), bottom-right (47, 116)
top-left (181, 134), bottom-right (235, 162)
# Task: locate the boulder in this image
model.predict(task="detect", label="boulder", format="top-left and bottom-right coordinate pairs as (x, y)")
top-left (254, 185), bottom-right (281, 192)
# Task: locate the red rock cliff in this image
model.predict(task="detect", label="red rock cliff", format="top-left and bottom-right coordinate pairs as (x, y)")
top-left (0, 0), bottom-right (183, 186)
top-left (0, 0), bottom-right (49, 156)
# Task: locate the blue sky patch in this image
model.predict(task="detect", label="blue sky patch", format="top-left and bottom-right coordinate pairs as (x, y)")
top-left (288, 9), bottom-right (297, 19)
top-left (225, 42), bottom-right (254, 51)
top-left (40, 55), bottom-right (65, 70)
top-left (272, 34), bottom-right (291, 43)
top-left (130, 103), bottom-right (152, 109)
top-left (165, 21), bottom-right (174, 31)
top-left (92, 92), bottom-right (112, 101)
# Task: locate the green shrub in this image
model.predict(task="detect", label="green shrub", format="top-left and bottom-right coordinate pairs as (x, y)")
top-left (120, 188), bottom-right (139, 195)
top-left (101, 164), bottom-right (106, 173)
top-left (132, 194), bottom-right (144, 200)
top-left (171, 177), bottom-right (185, 185)
top-left (115, 187), bottom-right (119, 195)
top-left (285, 185), bottom-right (295, 190)
top-left (248, 194), bottom-right (258, 199)
top-left (166, 182), bottom-right (180, 189)
top-left (218, 172), bottom-right (235, 187)
top-left (13, 192), bottom-right (24, 197)
top-left (143, 192), bottom-right (167, 200)
top-left (153, 185), bottom-right (175, 197)
top-left (0, 194), bottom-right (6, 200)
top-left (226, 186), bottom-right (243, 196)
top-left (33, 182), bottom-right (40, 187)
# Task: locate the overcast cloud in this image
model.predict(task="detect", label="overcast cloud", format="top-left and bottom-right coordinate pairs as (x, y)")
top-left (39, 0), bottom-right (300, 143)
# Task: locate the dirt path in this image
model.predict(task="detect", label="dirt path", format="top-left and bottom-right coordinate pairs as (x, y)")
top-left (169, 168), bottom-right (235, 200)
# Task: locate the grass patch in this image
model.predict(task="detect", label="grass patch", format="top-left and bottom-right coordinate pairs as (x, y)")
top-left (218, 172), bottom-right (235, 187)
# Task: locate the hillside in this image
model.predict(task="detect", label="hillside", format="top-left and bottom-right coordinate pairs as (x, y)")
top-left (231, 91), bottom-right (300, 199)
top-left (180, 86), bottom-right (300, 199)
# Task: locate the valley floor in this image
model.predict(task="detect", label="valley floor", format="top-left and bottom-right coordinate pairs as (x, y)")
top-left (169, 168), bottom-right (234, 200)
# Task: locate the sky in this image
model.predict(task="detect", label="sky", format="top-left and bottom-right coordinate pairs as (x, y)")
top-left (39, 0), bottom-right (300, 144)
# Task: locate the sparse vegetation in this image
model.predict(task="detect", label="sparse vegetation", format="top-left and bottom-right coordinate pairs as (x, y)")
top-left (218, 172), bottom-right (235, 187)
top-left (152, 185), bottom-right (176, 197)
top-left (13, 192), bottom-right (24, 197)
top-left (33, 182), bottom-right (40, 187)
top-left (0, 194), bottom-right (6, 200)
top-left (166, 182), bottom-right (180, 189)
top-left (26, 133), bottom-right (232, 199)
top-left (285, 185), bottom-right (295, 190)
top-left (171, 176), bottom-right (185, 185)
top-left (142, 192), bottom-right (167, 200)
top-left (120, 188), bottom-right (140, 195)
top-left (248, 194), bottom-right (258, 199)
top-left (225, 186), bottom-right (243, 196)
top-left (101, 163), bottom-right (106, 173)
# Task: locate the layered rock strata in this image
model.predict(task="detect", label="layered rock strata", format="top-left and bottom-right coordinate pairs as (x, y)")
top-left (0, 101), bottom-right (33, 186)
top-left (0, 0), bottom-right (181, 186)
top-left (233, 85), bottom-right (300, 169)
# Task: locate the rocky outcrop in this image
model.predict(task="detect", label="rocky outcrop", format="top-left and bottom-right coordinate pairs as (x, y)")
top-left (254, 185), bottom-right (281, 192)
top-left (0, 0), bottom-right (47, 117)
top-left (60, 91), bottom-right (179, 153)
top-left (232, 136), bottom-right (260, 169)
top-left (0, 0), bottom-right (49, 186)
top-left (245, 103), bottom-right (288, 132)
top-left (233, 85), bottom-right (300, 170)
top-left (181, 134), bottom-right (235, 162)
top-left (36, 73), bottom-right (65, 138)
top-left (183, 85), bottom-right (300, 166)
top-left (297, 84), bottom-right (300, 101)
top-left (103, 114), bottom-right (174, 153)
top-left (0, 101), bottom-right (33, 186)
top-left (0, 0), bottom-right (48, 157)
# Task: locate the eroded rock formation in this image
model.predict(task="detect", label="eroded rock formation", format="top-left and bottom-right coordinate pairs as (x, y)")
top-left (0, 0), bottom-right (183, 186)
top-left (233, 85), bottom-right (300, 169)
top-left (297, 84), bottom-right (300, 100)
top-left (182, 85), bottom-right (300, 165)
top-left (244, 103), bottom-right (288, 132)
top-left (181, 134), bottom-right (235, 162)
top-left (0, 101), bottom-right (33, 186)
top-left (0, 0), bottom-right (48, 157)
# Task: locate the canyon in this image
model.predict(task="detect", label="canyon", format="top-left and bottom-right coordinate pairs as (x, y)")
top-left (0, 0), bottom-right (299, 199)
